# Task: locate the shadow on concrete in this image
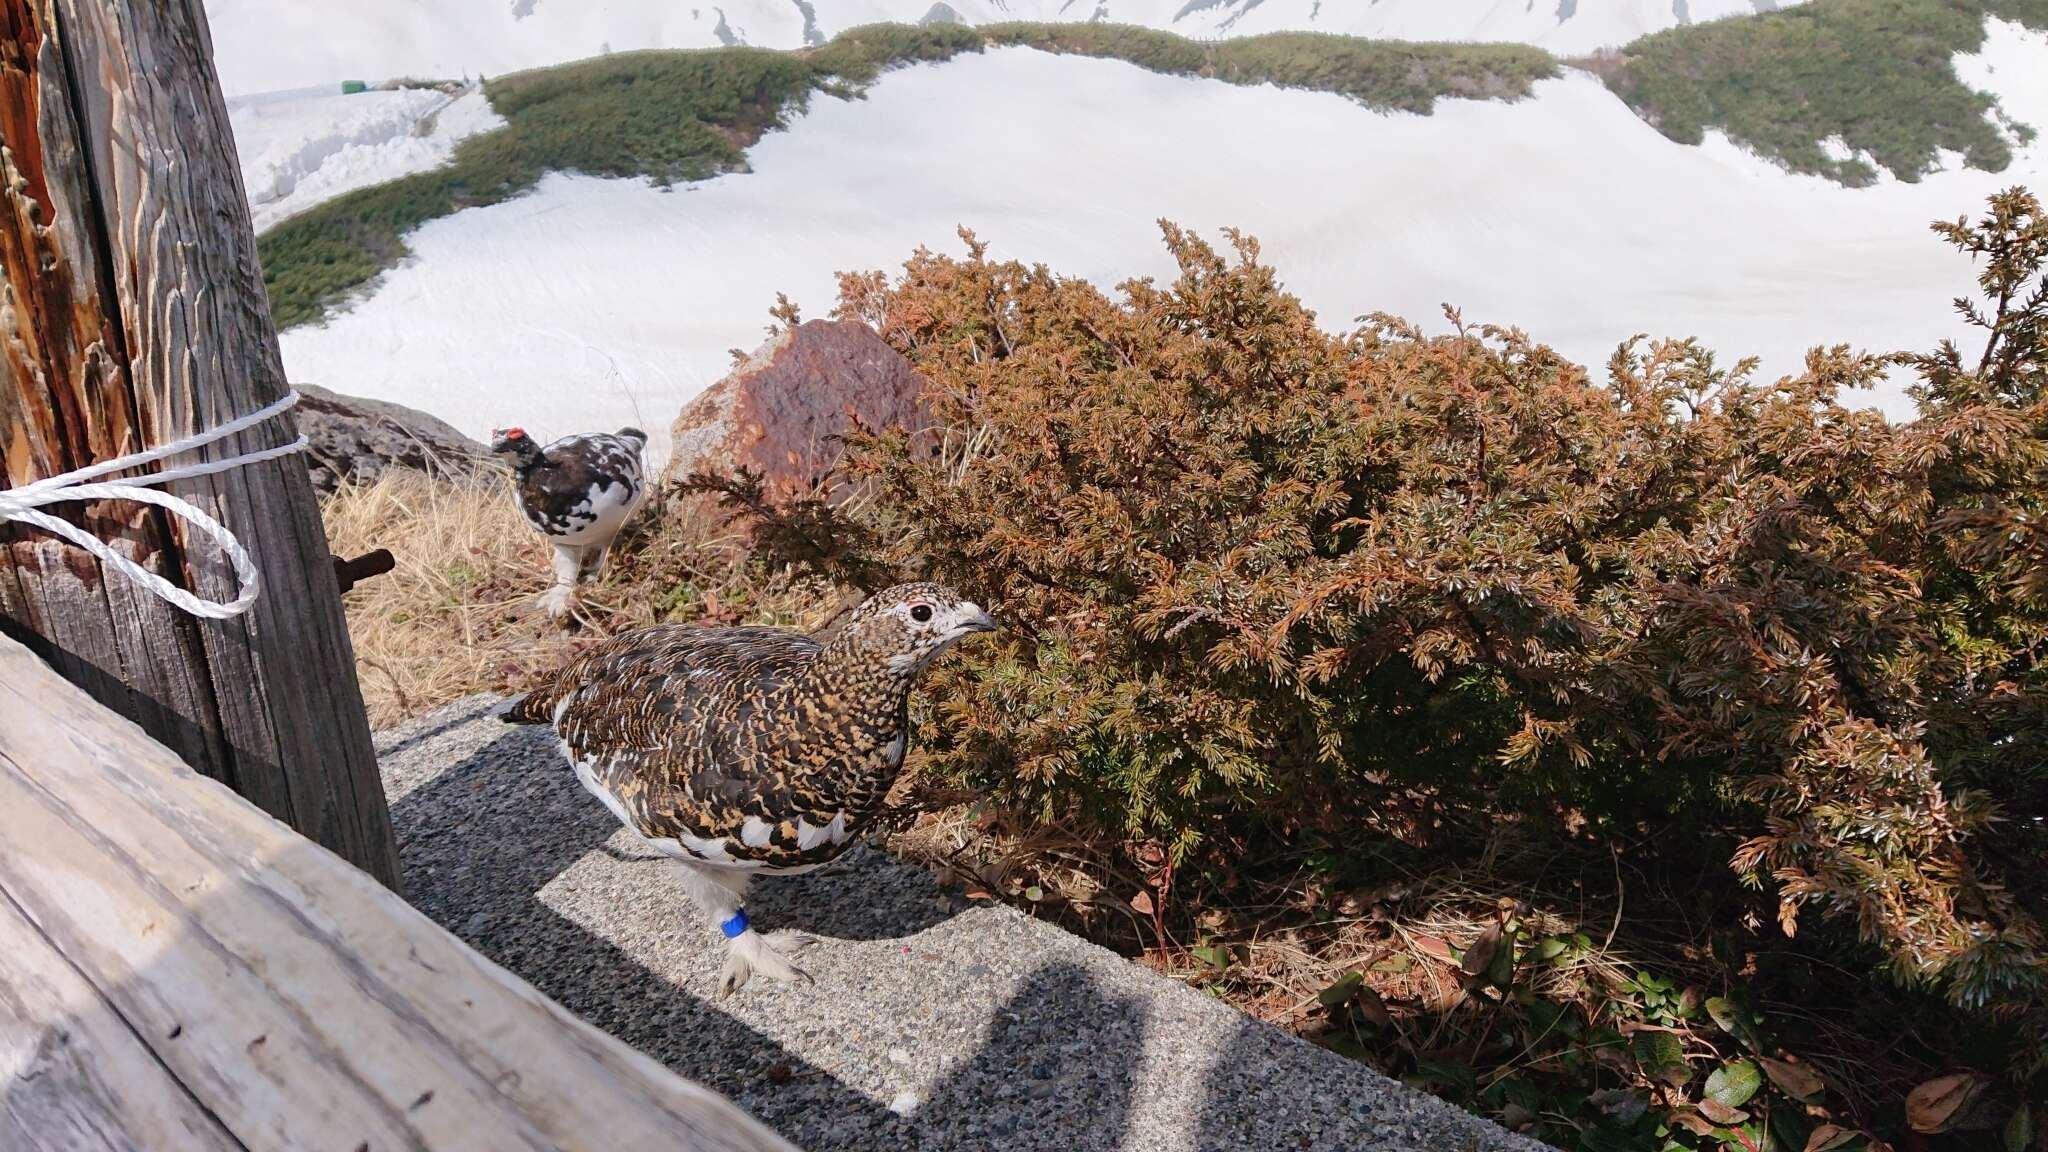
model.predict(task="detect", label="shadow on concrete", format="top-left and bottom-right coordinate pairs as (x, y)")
top-left (902, 960), bottom-right (1146, 1149)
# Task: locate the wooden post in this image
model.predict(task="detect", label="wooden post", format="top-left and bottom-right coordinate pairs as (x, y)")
top-left (0, 0), bottom-right (401, 888)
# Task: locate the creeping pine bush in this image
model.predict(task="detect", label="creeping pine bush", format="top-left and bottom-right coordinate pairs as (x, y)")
top-left (702, 191), bottom-right (2048, 1041)
top-left (1603, 0), bottom-right (2048, 185)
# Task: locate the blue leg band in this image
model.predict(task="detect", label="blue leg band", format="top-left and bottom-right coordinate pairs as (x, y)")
top-left (720, 909), bottom-right (750, 939)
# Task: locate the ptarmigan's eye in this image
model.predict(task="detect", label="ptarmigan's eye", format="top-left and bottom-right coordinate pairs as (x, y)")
top-left (909, 603), bottom-right (934, 623)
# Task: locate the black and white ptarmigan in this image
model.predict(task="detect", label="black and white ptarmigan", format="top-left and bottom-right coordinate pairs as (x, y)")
top-left (489, 426), bottom-right (648, 620)
top-left (499, 581), bottom-right (996, 995)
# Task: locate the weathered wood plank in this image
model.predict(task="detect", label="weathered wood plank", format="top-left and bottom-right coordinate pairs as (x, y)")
top-left (0, 0), bottom-right (400, 886)
top-left (0, 633), bottom-right (797, 1152)
top-left (0, 891), bottom-right (245, 1152)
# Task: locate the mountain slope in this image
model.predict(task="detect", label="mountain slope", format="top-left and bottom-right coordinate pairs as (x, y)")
top-left (202, 0), bottom-right (1802, 95)
top-left (925, 0), bottom-right (1798, 52)
top-left (270, 23), bottom-right (2048, 460)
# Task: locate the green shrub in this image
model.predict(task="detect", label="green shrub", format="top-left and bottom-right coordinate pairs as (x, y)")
top-left (1210, 33), bottom-right (1557, 112)
top-left (982, 22), bottom-right (1211, 75)
top-left (700, 191), bottom-right (2048, 1061)
top-left (983, 22), bottom-right (1557, 113)
top-left (808, 21), bottom-right (986, 89)
top-left (1604, 0), bottom-right (2048, 185)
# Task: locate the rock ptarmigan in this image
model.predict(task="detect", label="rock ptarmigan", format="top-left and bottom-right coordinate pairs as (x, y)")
top-left (490, 426), bottom-right (648, 620)
top-left (499, 581), bottom-right (996, 995)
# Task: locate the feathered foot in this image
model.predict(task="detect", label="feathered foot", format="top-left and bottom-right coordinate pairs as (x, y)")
top-left (541, 543), bottom-right (582, 620)
top-left (717, 929), bottom-right (817, 998)
top-left (539, 582), bottom-right (577, 621)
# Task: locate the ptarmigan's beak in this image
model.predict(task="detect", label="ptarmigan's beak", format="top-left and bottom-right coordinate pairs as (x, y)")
top-left (951, 603), bottom-right (997, 636)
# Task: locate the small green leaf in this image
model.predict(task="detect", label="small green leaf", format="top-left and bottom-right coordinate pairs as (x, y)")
top-left (1536, 936), bottom-right (1568, 960)
top-left (1486, 927), bottom-right (1518, 987)
top-left (2006, 1104), bottom-right (2034, 1152)
top-left (1632, 1030), bottom-right (1688, 1086)
top-left (1317, 970), bottom-right (1363, 1008)
top-left (1023, 885), bottom-right (1044, 902)
top-left (1705, 996), bottom-right (1745, 1037)
top-left (1189, 944), bottom-right (1230, 969)
top-left (1707, 1060), bottom-right (1762, 1107)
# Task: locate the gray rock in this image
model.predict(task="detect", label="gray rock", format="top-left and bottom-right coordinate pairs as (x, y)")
top-left (377, 697), bottom-right (1548, 1152)
top-left (293, 383), bottom-right (487, 493)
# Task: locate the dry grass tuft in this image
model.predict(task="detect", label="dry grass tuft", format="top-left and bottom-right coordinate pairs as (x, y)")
top-left (322, 469), bottom-right (838, 727)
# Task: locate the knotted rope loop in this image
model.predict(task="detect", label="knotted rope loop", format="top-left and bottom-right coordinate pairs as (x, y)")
top-left (0, 391), bottom-right (308, 620)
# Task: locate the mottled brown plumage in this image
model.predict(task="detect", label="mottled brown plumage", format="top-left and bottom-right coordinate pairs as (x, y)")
top-left (501, 581), bottom-right (995, 993)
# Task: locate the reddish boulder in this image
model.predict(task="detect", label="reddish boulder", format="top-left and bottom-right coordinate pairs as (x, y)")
top-left (664, 319), bottom-right (932, 503)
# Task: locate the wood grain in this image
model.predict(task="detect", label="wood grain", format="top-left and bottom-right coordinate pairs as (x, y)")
top-left (0, 0), bottom-right (399, 886)
top-left (0, 892), bottom-right (244, 1152)
top-left (0, 633), bottom-right (798, 1152)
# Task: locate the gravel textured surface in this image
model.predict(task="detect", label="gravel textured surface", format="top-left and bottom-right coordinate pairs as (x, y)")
top-left (379, 696), bottom-right (1546, 1151)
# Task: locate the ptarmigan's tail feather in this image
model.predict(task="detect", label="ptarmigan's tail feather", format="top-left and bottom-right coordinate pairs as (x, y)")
top-left (496, 691), bottom-right (554, 725)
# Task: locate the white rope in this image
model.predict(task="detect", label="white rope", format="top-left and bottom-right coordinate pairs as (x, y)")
top-left (0, 391), bottom-right (308, 620)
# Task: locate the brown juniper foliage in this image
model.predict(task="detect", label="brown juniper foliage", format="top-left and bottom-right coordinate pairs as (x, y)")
top-left (694, 191), bottom-right (2048, 1139)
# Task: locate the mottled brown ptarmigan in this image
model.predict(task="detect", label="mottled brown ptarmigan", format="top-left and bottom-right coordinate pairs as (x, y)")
top-left (499, 581), bottom-right (996, 995)
top-left (490, 426), bottom-right (648, 620)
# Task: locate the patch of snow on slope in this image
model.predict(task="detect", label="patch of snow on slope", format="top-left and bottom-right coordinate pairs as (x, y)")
top-left (200, 0), bottom-right (1804, 95)
top-left (1955, 17), bottom-right (2048, 152)
top-left (201, 0), bottom-right (800, 96)
top-left (1108, 0), bottom-right (1801, 55)
top-left (230, 88), bottom-right (505, 232)
top-left (277, 28), bottom-right (2048, 460)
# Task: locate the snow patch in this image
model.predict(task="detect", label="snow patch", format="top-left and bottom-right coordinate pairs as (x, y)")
top-left (1955, 17), bottom-right (2048, 152)
top-left (230, 88), bottom-right (505, 232)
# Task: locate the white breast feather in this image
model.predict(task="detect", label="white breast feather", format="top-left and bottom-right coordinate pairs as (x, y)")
top-left (796, 811), bottom-right (851, 850)
top-left (569, 748), bottom-right (636, 830)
